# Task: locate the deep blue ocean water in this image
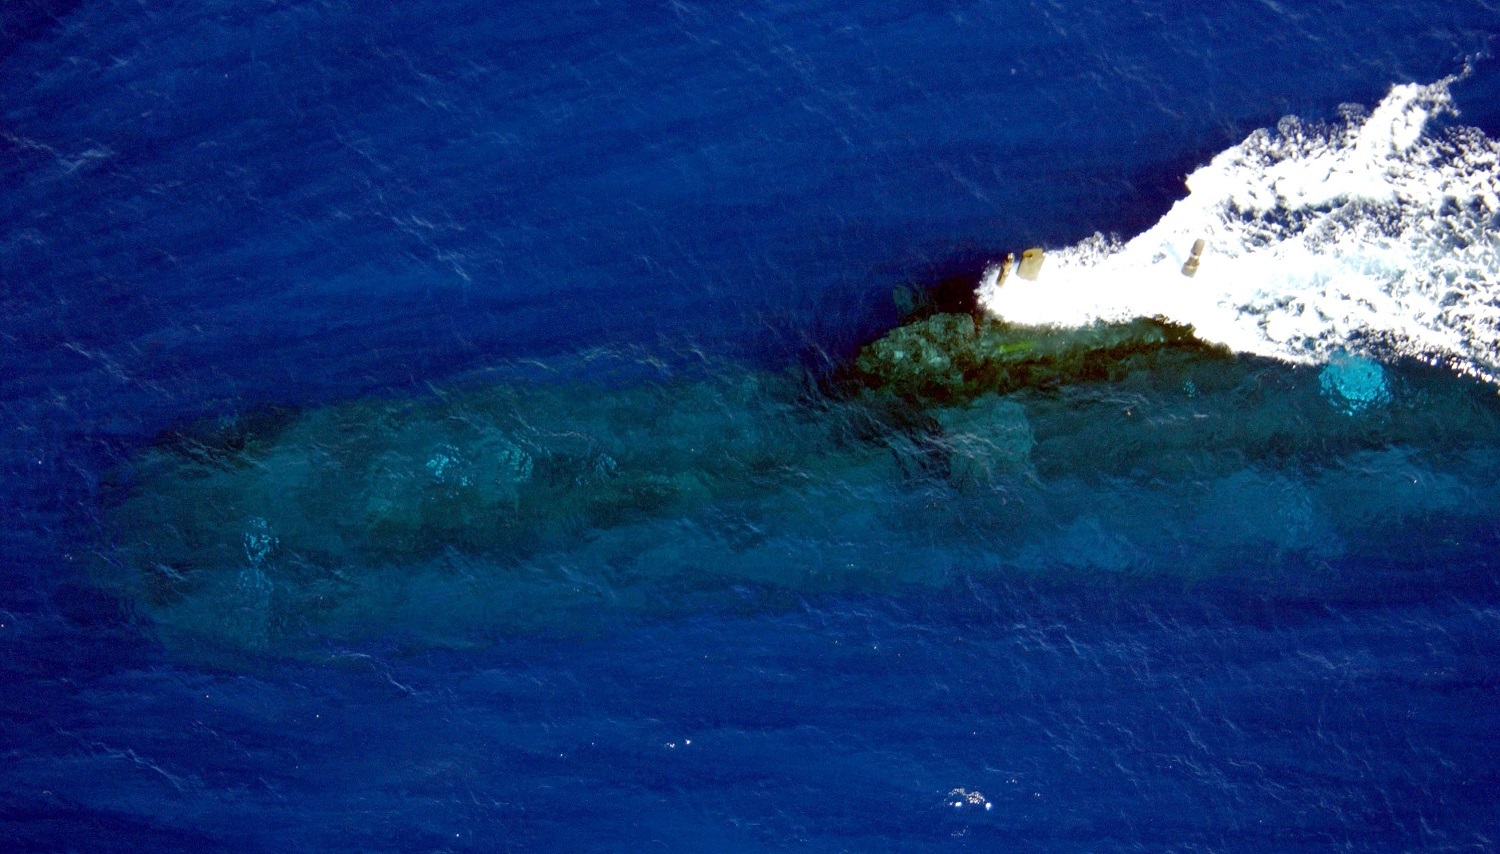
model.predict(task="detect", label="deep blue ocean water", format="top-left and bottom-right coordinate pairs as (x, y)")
top-left (4, 1), bottom-right (1500, 850)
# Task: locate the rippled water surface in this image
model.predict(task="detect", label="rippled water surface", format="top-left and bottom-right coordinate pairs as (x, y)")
top-left (4, 2), bottom-right (1499, 850)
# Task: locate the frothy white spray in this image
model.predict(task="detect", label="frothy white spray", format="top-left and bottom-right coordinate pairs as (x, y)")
top-left (977, 75), bottom-right (1500, 381)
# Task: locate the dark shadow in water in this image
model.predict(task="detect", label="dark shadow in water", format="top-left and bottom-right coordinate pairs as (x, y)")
top-left (91, 316), bottom-right (1500, 661)
top-left (0, 0), bottom-right (82, 60)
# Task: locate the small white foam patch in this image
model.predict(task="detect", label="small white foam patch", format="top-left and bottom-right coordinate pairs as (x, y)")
top-left (977, 75), bottom-right (1500, 382)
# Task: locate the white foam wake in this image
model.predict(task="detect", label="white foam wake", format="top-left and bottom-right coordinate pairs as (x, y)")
top-left (977, 75), bottom-right (1500, 382)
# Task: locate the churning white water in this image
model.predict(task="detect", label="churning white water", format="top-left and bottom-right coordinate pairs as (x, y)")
top-left (978, 75), bottom-right (1500, 382)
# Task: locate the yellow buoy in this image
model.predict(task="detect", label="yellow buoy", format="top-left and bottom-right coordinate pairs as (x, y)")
top-left (1181, 238), bottom-right (1207, 277)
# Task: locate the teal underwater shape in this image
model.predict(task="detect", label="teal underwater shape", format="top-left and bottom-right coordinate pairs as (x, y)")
top-left (96, 321), bottom-right (1500, 656)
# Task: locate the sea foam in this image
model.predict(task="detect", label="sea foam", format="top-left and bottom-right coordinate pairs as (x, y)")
top-left (977, 75), bottom-right (1500, 382)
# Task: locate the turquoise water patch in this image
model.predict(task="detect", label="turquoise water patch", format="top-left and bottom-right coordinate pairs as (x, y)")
top-left (96, 330), bottom-right (1500, 656)
top-left (1319, 354), bottom-right (1392, 414)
